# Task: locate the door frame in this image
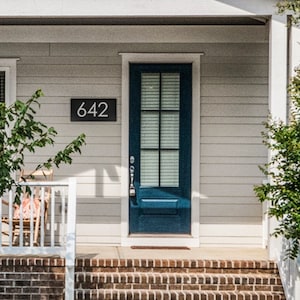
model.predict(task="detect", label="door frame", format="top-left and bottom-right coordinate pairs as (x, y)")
top-left (120, 53), bottom-right (202, 247)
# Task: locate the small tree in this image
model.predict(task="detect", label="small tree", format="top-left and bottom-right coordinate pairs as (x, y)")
top-left (0, 89), bottom-right (85, 203)
top-left (254, 68), bottom-right (300, 260)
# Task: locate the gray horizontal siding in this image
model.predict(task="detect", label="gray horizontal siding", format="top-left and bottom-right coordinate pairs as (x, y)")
top-left (1, 30), bottom-right (268, 246)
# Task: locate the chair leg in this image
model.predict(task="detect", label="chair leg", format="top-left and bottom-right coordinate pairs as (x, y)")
top-left (34, 213), bottom-right (41, 246)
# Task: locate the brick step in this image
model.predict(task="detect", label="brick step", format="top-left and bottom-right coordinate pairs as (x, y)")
top-left (75, 259), bottom-right (285, 299)
top-left (76, 289), bottom-right (286, 300)
top-left (76, 259), bottom-right (281, 274)
top-left (76, 272), bottom-right (284, 293)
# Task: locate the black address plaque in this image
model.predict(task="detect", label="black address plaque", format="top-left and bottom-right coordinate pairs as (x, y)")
top-left (71, 99), bottom-right (117, 122)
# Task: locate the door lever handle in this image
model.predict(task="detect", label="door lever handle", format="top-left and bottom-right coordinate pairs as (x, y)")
top-left (129, 166), bottom-right (136, 197)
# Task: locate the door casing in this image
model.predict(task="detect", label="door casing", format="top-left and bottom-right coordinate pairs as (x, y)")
top-left (120, 53), bottom-right (202, 247)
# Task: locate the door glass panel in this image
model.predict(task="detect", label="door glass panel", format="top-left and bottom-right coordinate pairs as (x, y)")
top-left (140, 71), bottom-right (180, 188)
top-left (161, 151), bottom-right (179, 186)
top-left (161, 73), bottom-right (180, 110)
top-left (141, 112), bottom-right (159, 148)
top-left (140, 150), bottom-right (159, 186)
top-left (141, 73), bottom-right (160, 110)
top-left (161, 112), bottom-right (179, 149)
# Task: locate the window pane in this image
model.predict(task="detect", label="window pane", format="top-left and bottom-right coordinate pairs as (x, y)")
top-left (141, 73), bottom-right (160, 110)
top-left (141, 112), bottom-right (159, 148)
top-left (161, 150), bottom-right (179, 187)
top-left (0, 71), bottom-right (5, 103)
top-left (161, 73), bottom-right (180, 110)
top-left (140, 150), bottom-right (159, 186)
top-left (161, 112), bottom-right (179, 149)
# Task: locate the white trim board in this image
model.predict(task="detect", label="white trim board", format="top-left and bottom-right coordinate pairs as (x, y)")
top-left (120, 53), bottom-right (201, 247)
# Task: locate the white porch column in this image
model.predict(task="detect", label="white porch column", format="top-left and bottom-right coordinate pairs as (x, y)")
top-left (268, 14), bottom-right (288, 260)
top-left (290, 23), bottom-right (300, 300)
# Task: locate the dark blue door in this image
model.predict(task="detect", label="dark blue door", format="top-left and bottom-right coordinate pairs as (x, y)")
top-left (129, 64), bottom-right (192, 234)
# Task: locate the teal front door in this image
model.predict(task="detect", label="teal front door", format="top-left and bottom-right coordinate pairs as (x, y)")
top-left (129, 63), bottom-right (192, 234)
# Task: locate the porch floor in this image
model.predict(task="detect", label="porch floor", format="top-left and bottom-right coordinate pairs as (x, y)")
top-left (76, 246), bottom-right (269, 260)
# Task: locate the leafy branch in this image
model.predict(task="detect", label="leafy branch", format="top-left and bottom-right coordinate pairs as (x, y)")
top-left (277, 0), bottom-right (300, 25)
top-left (0, 90), bottom-right (86, 203)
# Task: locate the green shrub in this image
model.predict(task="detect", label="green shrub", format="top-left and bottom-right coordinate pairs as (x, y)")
top-left (254, 68), bottom-right (300, 259)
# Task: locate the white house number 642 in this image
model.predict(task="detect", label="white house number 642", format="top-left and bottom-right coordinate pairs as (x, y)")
top-left (77, 101), bottom-right (109, 118)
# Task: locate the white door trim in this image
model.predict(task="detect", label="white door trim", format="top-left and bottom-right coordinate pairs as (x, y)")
top-left (120, 53), bottom-right (202, 247)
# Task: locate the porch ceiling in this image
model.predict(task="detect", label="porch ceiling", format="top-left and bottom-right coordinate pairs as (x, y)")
top-left (0, 16), bottom-right (268, 26)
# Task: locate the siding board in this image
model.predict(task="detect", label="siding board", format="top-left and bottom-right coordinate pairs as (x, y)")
top-left (201, 84), bottom-right (268, 97)
top-left (201, 124), bottom-right (264, 137)
top-left (200, 178), bottom-right (264, 185)
top-left (200, 204), bottom-right (262, 217)
top-left (201, 64), bottom-right (268, 77)
top-left (0, 43), bottom-right (50, 56)
top-left (200, 164), bottom-right (264, 177)
top-left (17, 83), bottom-right (120, 97)
top-left (201, 96), bottom-right (267, 104)
top-left (201, 104), bottom-right (268, 117)
top-left (200, 196), bottom-right (261, 204)
top-left (18, 76), bottom-right (121, 85)
top-left (201, 116), bottom-right (266, 124)
top-left (17, 64), bottom-right (121, 77)
top-left (18, 56), bottom-right (122, 65)
top-left (200, 217), bottom-right (262, 224)
top-left (201, 184), bottom-right (260, 197)
top-left (201, 145), bottom-right (266, 157)
top-left (202, 77), bottom-right (268, 84)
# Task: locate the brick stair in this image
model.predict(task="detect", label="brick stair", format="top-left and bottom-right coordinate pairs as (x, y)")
top-left (75, 259), bottom-right (286, 300)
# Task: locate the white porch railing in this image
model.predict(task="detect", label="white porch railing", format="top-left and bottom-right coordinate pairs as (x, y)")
top-left (276, 240), bottom-right (300, 300)
top-left (0, 178), bottom-right (77, 300)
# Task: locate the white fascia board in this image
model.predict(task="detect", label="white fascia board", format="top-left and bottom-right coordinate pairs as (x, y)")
top-left (0, 25), bottom-right (268, 43)
top-left (0, 0), bottom-right (277, 17)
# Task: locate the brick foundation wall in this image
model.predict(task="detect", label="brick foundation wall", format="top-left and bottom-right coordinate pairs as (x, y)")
top-left (0, 258), bottom-right (65, 300)
top-left (0, 258), bottom-right (286, 300)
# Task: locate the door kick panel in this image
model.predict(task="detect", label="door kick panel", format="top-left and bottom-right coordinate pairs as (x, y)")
top-left (140, 199), bottom-right (179, 215)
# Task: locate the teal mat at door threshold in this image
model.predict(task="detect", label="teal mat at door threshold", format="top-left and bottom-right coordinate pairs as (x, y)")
top-left (131, 246), bottom-right (190, 250)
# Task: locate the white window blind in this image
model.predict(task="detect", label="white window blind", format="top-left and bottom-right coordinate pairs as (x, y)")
top-left (0, 71), bottom-right (5, 102)
top-left (140, 72), bottom-right (180, 187)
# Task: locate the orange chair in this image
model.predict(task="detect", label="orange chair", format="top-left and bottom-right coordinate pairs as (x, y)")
top-left (1, 169), bottom-right (53, 246)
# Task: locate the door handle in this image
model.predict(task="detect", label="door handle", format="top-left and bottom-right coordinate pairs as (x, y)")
top-left (129, 166), bottom-right (136, 197)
